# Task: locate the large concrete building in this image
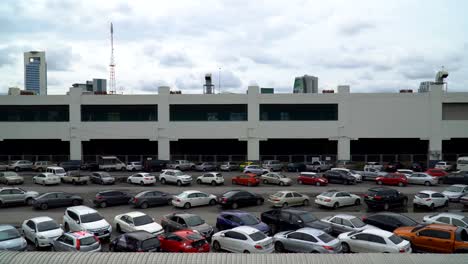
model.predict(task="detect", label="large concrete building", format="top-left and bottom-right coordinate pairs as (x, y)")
top-left (293, 75), bottom-right (318, 94)
top-left (0, 82), bottom-right (467, 164)
top-left (24, 51), bottom-right (47, 95)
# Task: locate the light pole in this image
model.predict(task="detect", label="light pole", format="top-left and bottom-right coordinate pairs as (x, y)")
top-left (218, 67), bottom-right (221, 93)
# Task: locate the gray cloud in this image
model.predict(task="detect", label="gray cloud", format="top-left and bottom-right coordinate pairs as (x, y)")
top-left (138, 79), bottom-right (169, 93)
top-left (47, 47), bottom-right (77, 71)
top-left (247, 53), bottom-right (292, 68)
top-left (159, 52), bottom-right (192, 67)
top-left (339, 21), bottom-right (375, 36)
top-left (0, 46), bottom-right (18, 67)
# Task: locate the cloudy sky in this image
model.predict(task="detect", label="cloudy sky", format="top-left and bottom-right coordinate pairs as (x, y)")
top-left (0, 0), bottom-right (467, 94)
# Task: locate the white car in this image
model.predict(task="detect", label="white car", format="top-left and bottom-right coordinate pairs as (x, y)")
top-left (22, 216), bottom-right (63, 248)
top-left (113, 211), bottom-right (163, 235)
top-left (196, 172), bottom-right (224, 186)
top-left (363, 162), bottom-right (383, 171)
top-left (63, 206), bottom-right (112, 239)
top-left (127, 173), bottom-right (156, 185)
top-left (45, 166), bottom-right (67, 178)
top-left (315, 190), bottom-right (361, 209)
top-left (126, 162), bottom-right (142, 171)
top-left (442, 184), bottom-right (468, 202)
top-left (172, 190), bottom-right (217, 209)
top-left (331, 168), bottom-right (362, 182)
top-left (435, 161), bottom-right (452, 171)
top-left (339, 229), bottom-right (411, 253)
top-left (212, 226), bottom-right (274, 253)
top-left (422, 213), bottom-right (468, 228)
top-left (32, 173), bottom-right (61, 185)
top-left (321, 214), bottom-right (376, 234)
top-left (159, 169), bottom-right (192, 186)
top-left (406, 173), bottom-right (438, 186)
top-left (413, 190), bottom-right (448, 209)
top-left (397, 169), bottom-right (414, 177)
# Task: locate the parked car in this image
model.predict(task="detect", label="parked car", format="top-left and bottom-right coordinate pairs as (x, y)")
top-left (32, 161), bottom-right (56, 172)
top-left (216, 211), bottom-right (269, 234)
top-left (406, 173), bottom-right (438, 186)
top-left (130, 190), bottom-right (172, 209)
top-left (315, 190), bottom-right (361, 209)
top-left (98, 156), bottom-right (126, 171)
top-left (8, 160), bottom-right (33, 172)
top-left (32, 173), bottom-right (61, 186)
top-left (59, 160), bottom-right (81, 171)
top-left (323, 170), bottom-right (356, 185)
top-left (218, 190), bottom-right (264, 209)
top-left (375, 173), bottom-right (408, 187)
top-left (126, 161), bottom-right (142, 171)
top-left (63, 206), bottom-right (112, 239)
top-left (435, 161), bottom-right (453, 171)
top-left (441, 171), bottom-right (468, 185)
top-left (273, 227), bottom-right (341, 253)
top-left (231, 174), bottom-right (260, 187)
top-left (287, 162), bottom-right (306, 172)
top-left (262, 160), bottom-right (283, 171)
top-left (80, 161), bottom-right (99, 171)
top-left (0, 224), bottom-right (27, 251)
top-left (143, 159), bottom-right (169, 172)
top-left (364, 187), bottom-right (408, 211)
top-left (167, 160), bottom-right (195, 171)
top-left (268, 191), bottom-right (309, 208)
top-left (361, 212), bottom-right (418, 232)
top-left (194, 162), bottom-right (217, 172)
top-left (339, 228), bottom-right (411, 253)
top-left (442, 184), bottom-right (468, 202)
top-left (411, 162), bottom-right (426, 172)
top-left (426, 168), bottom-right (448, 177)
top-left (331, 168), bottom-right (362, 182)
top-left (322, 214), bottom-right (376, 236)
top-left (196, 172), bottom-right (224, 186)
top-left (45, 166), bottom-right (66, 178)
top-left (394, 224), bottom-right (468, 253)
top-left (363, 162), bottom-right (383, 171)
top-left (158, 169), bottom-right (192, 186)
top-left (307, 161), bottom-right (332, 172)
top-left (90, 171), bottom-right (115, 185)
top-left (172, 190), bottom-right (217, 209)
top-left (220, 162), bottom-right (239, 171)
top-left (211, 226), bottom-right (274, 253)
top-left (93, 190), bottom-right (131, 208)
top-left (61, 170), bottom-right (89, 185)
top-left (243, 165), bottom-right (269, 175)
top-left (358, 168), bottom-right (387, 181)
top-left (0, 171), bottom-right (24, 185)
top-left (158, 230), bottom-right (210, 252)
top-left (114, 211), bottom-right (163, 235)
top-left (0, 162), bottom-right (7, 171)
top-left (413, 190), bottom-right (448, 210)
top-left (21, 216), bottom-right (63, 248)
top-left (384, 161), bottom-right (403, 172)
top-left (239, 162), bottom-right (254, 171)
top-left (0, 187), bottom-right (38, 207)
top-left (261, 209), bottom-right (332, 235)
top-left (32, 192), bottom-right (83, 210)
top-left (52, 231), bottom-right (101, 252)
top-left (461, 194), bottom-right (468, 207)
top-left (127, 173), bottom-right (156, 186)
top-left (109, 231), bottom-right (160, 252)
top-left (297, 172), bottom-right (328, 186)
top-left (260, 172), bottom-right (292, 186)
top-left (161, 213), bottom-right (214, 239)
top-left (422, 213), bottom-right (468, 228)
top-left (396, 169), bottom-right (414, 177)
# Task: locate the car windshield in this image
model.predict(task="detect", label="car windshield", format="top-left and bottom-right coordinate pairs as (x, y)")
top-left (318, 233), bottom-right (334, 243)
top-left (350, 218), bottom-right (366, 228)
top-left (0, 228), bottom-right (20, 241)
top-left (141, 238), bottom-right (160, 250)
top-left (55, 169), bottom-right (65, 174)
top-left (185, 216), bottom-right (204, 226)
top-left (249, 231), bottom-right (266, 242)
top-left (174, 171), bottom-right (185, 176)
top-left (2, 172), bottom-right (17, 177)
top-left (80, 213), bottom-right (103, 223)
top-left (395, 215), bottom-right (418, 226)
top-left (133, 215), bottom-right (154, 226)
top-left (80, 236), bottom-right (97, 246)
top-left (446, 186), bottom-right (464, 192)
top-left (416, 193), bottom-right (430, 198)
top-left (389, 235), bottom-right (404, 244)
top-left (272, 192), bottom-right (285, 197)
top-left (462, 217), bottom-right (468, 224)
top-left (299, 213), bottom-right (318, 223)
top-left (320, 192), bottom-right (335, 197)
top-left (239, 214), bottom-right (260, 225)
top-left (37, 221), bottom-right (60, 232)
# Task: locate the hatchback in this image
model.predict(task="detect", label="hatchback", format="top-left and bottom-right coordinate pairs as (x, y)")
top-left (52, 231), bottom-right (101, 252)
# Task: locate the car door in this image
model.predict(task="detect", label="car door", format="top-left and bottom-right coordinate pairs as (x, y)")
top-left (197, 192), bottom-right (210, 206)
top-left (9, 188), bottom-right (24, 203)
top-left (284, 192), bottom-right (293, 204)
top-left (367, 234), bottom-right (387, 252)
top-left (67, 210), bottom-right (80, 231)
top-left (431, 193), bottom-right (445, 207)
top-left (417, 229), bottom-right (452, 253)
top-left (292, 192), bottom-right (303, 205)
top-left (330, 217), bottom-right (349, 234)
top-left (174, 216), bottom-right (186, 231)
top-left (186, 193), bottom-right (199, 206)
top-left (55, 193), bottom-right (70, 207)
top-left (162, 234), bottom-right (182, 252)
top-left (284, 232), bottom-right (305, 252)
top-left (23, 220), bottom-right (36, 241)
top-left (349, 233), bottom-right (369, 252)
top-left (229, 231), bottom-right (248, 252)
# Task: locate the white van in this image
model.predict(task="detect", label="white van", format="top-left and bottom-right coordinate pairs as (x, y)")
top-left (98, 156), bottom-right (126, 171)
top-left (457, 157), bottom-right (468, 171)
top-left (45, 166), bottom-right (67, 178)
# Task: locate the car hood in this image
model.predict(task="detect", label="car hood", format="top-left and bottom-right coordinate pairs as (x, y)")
top-left (280, 178), bottom-right (292, 182)
top-left (0, 237), bottom-right (26, 250)
top-left (190, 223), bottom-right (212, 233)
top-left (249, 222), bottom-right (269, 233)
top-left (442, 191), bottom-right (462, 197)
top-left (393, 226), bottom-right (414, 236)
top-left (135, 222), bottom-right (163, 233)
top-left (179, 176), bottom-right (192, 179)
top-left (39, 228), bottom-right (63, 239)
top-left (81, 219), bottom-right (110, 230)
top-left (4, 176), bottom-right (23, 180)
top-left (27, 191), bottom-right (39, 197)
top-left (304, 220), bottom-right (332, 232)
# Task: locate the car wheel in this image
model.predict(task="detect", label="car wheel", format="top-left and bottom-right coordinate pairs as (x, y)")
top-left (429, 203), bottom-right (435, 210)
top-left (341, 242), bottom-right (350, 253)
top-left (231, 202), bottom-right (239, 209)
top-left (274, 242), bottom-right (285, 253)
top-left (72, 180), bottom-right (76, 185)
top-left (298, 180), bottom-right (303, 184)
top-left (444, 200), bottom-right (449, 207)
top-left (38, 168), bottom-right (43, 172)
top-left (438, 178), bottom-right (444, 184)
top-left (140, 202), bottom-right (149, 209)
top-left (177, 181), bottom-right (182, 187)
top-left (424, 181), bottom-right (430, 186)
top-left (14, 167), bottom-right (20, 172)
top-left (256, 199), bottom-right (263, 205)
top-left (64, 223), bottom-right (70, 232)
top-left (160, 178), bottom-right (166, 184)
top-left (333, 202), bottom-right (339, 209)
top-left (72, 199), bottom-right (81, 206)
top-left (197, 179), bottom-right (202, 184)
top-left (354, 199), bottom-right (361, 206)
top-left (25, 198), bottom-right (33, 206)
top-left (377, 181), bottom-right (383, 185)
top-left (303, 199), bottom-right (309, 206)
top-left (282, 202), bottom-right (288, 208)
top-left (100, 201), bottom-right (107, 208)
top-left (121, 167), bottom-right (126, 171)
top-left (383, 203), bottom-right (390, 211)
top-left (212, 241), bottom-right (221, 251)
top-left (211, 181), bottom-right (217, 186)
top-left (279, 181), bottom-right (284, 186)
top-left (243, 250), bottom-right (250, 254)
top-left (116, 224), bottom-right (122, 233)
top-left (140, 181), bottom-right (145, 186)
top-left (263, 179), bottom-right (268, 184)
top-left (127, 179), bottom-right (132, 184)
top-left (40, 203), bottom-right (48, 210)
top-left (398, 182), bottom-right (404, 187)
top-left (209, 199), bottom-right (216, 206)
top-left (316, 182), bottom-right (321, 186)
top-left (184, 202), bottom-right (191, 209)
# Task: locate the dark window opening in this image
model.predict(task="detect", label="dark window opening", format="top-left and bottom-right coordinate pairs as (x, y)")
top-left (170, 104), bottom-right (247, 121)
top-left (260, 104), bottom-right (338, 121)
top-left (81, 105), bottom-right (157, 121)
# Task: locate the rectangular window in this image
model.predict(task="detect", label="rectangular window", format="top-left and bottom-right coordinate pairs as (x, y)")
top-left (0, 105), bottom-right (69, 121)
top-left (443, 103), bottom-right (468, 120)
top-left (260, 104), bottom-right (338, 121)
top-left (81, 105), bottom-right (157, 121)
top-left (170, 104), bottom-right (247, 121)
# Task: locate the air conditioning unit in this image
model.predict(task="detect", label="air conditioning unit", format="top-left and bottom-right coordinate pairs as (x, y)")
top-left (399, 89), bottom-right (413, 93)
top-left (322, 90), bottom-right (335, 93)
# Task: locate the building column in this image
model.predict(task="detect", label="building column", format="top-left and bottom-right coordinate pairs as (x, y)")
top-left (247, 138), bottom-right (260, 161)
top-left (70, 139), bottom-right (82, 160)
top-left (337, 138), bottom-right (351, 161)
top-left (429, 138), bottom-right (442, 162)
top-left (157, 138), bottom-right (170, 160)
top-left (428, 83), bottom-right (443, 165)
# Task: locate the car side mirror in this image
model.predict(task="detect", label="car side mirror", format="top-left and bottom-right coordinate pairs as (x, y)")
top-left (220, 233), bottom-right (225, 237)
top-left (351, 236), bottom-right (356, 240)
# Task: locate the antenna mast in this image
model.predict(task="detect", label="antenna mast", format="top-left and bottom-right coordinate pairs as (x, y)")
top-left (109, 22), bottom-right (116, 94)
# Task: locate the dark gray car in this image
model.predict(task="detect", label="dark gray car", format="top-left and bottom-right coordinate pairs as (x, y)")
top-left (52, 232), bottom-right (101, 252)
top-left (161, 213), bottom-right (214, 239)
top-left (129, 191), bottom-right (172, 209)
top-left (32, 192), bottom-right (83, 210)
top-left (90, 172), bottom-right (115, 185)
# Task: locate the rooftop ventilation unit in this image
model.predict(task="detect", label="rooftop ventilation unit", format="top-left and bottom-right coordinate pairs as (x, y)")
top-left (204, 74), bottom-right (215, 94)
top-left (322, 90), bottom-right (335, 93)
top-left (399, 89), bottom-right (413, 93)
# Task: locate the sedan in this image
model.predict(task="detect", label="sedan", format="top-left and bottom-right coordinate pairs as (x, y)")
top-left (260, 172), bottom-right (292, 186)
top-left (339, 229), bottom-right (411, 253)
top-left (90, 172), bottom-right (115, 185)
top-left (413, 190), bottom-right (448, 209)
top-left (0, 224), bottom-right (27, 251)
top-left (130, 191), bottom-right (172, 209)
top-left (127, 173), bottom-right (156, 185)
top-left (114, 211), bottom-right (163, 235)
top-left (194, 162), bottom-right (217, 172)
top-left (243, 165), bottom-right (269, 175)
top-left (267, 191), bottom-right (309, 208)
top-left (375, 173), bottom-right (407, 186)
top-left (0, 172), bottom-right (24, 185)
top-left (21, 216), bottom-right (63, 248)
top-left (406, 173), bottom-right (438, 186)
top-left (32, 192), bottom-right (83, 210)
top-left (32, 173), bottom-right (60, 185)
top-left (422, 212), bottom-right (468, 228)
top-left (158, 230), bottom-right (210, 253)
top-left (211, 226), bottom-right (274, 253)
top-left (273, 227), bottom-right (341, 253)
top-left (361, 212), bottom-right (418, 232)
top-left (442, 184), bottom-right (468, 202)
top-left (321, 214), bottom-right (376, 235)
top-left (314, 191), bottom-right (361, 209)
top-left (232, 174), bottom-right (260, 186)
top-left (93, 190), bottom-right (131, 208)
top-left (218, 190), bottom-right (264, 209)
top-left (172, 190), bottom-right (217, 209)
top-left (216, 211), bottom-right (269, 234)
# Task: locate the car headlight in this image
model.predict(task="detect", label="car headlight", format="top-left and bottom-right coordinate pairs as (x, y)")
top-left (37, 235), bottom-right (46, 239)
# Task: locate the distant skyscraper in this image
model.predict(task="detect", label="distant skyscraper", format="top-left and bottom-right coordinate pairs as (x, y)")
top-left (24, 51), bottom-right (47, 95)
top-left (418, 81), bottom-right (433, 93)
top-left (293, 75), bottom-right (318, 93)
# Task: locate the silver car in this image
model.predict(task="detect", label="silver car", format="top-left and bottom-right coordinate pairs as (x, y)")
top-left (7, 160), bottom-right (33, 172)
top-left (268, 191), bottom-right (310, 207)
top-left (321, 214), bottom-right (376, 235)
top-left (0, 187), bottom-right (38, 206)
top-left (52, 231), bottom-right (101, 252)
top-left (220, 162), bottom-right (239, 171)
top-left (243, 165), bottom-right (269, 175)
top-left (0, 162), bottom-right (8, 171)
top-left (194, 162), bottom-right (217, 172)
top-left (273, 227), bottom-right (341, 253)
top-left (262, 160), bottom-right (284, 171)
top-left (261, 172), bottom-right (292, 186)
top-left (0, 172), bottom-right (24, 185)
top-left (0, 225), bottom-right (27, 251)
top-left (406, 173), bottom-right (438, 186)
top-left (442, 184), bottom-right (468, 202)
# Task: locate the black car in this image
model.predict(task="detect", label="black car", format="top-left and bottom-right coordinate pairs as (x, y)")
top-left (441, 171), bottom-right (468, 184)
top-left (93, 190), bottom-right (131, 208)
top-left (384, 161), bottom-right (403, 172)
top-left (323, 170), bottom-right (356, 185)
top-left (410, 162), bottom-right (426, 172)
top-left (287, 162), bottom-right (306, 172)
top-left (362, 212), bottom-right (418, 232)
top-left (109, 231), bottom-right (160, 252)
top-left (364, 187), bottom-right (408, 211)
top-left (81, 162), bottom-right (99, 171)
top-left (143, 159), bottom-right (169, 172)
top-left (261, 209), bottom-right (332, 235)
top-left (90, 172), bottom-right (115, 185)
top-left (218, 190), bottom-right (264, 209)
top-left (59, 160), bottom-right (81, 171)
top-left (32, 192), bottom-right (83, 210)
top-left (130, 190), bottom-right (172, 209)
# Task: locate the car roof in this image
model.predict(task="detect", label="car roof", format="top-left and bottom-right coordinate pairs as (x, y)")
top-left (419, 190), bottom-right (439, 195)
top-left (180, 190), bottom-right (204, 195)
top-left (0, 187), bottom-right (21, 191)
top-left (332, 214), bottom-right (357, 220)
top-left (280, 209), bottom-right (309, 214)
top-left (173, 213), bottom-right (197, 218)
top-left (124, 231), bottom-right (155, 240)
top-left (136, 173), bottom-right (151, 176)
top-left (29, 216), bottom-right (54, 223)
top-left (451, 184), bottom-right (468, 188)
top-left (46, 166), bottom-right (63, 170)
top-left (70, 231), bottom-right (94, 238)
top-left (221, 210), bottom-right (251, 216)
top-left (40, 173), bottom-right (56, 176)
top-left (368, 187), bottom-right (394, 192)
top-left (231, 226), bottom-right (260, 234)
top-left (68, 205), bottom-right (97, 214)
top-left (295, 227), bottom-right (325, 236)
top-left (431, 213), bottom-right (465, 219)
top-left (361, 228), bottom-right (393, 237)
top-left (122, 211), bottom-right (147, 218)
top-left (0, 225), bottom-right (16, 232)
top-left (163, 169), bottom-right (182, 172)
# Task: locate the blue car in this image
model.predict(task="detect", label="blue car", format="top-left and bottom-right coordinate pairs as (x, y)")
top-left (216, 211), bottom-right (270, 234)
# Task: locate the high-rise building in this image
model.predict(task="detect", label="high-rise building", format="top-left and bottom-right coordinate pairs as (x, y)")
top-left (418, 81), bottom-right (433, 93)
top-left (293, 75), bottom-right (318, 93)
top-left (24, 51), bottom-right (47, 95)
top-left (72, 79), bottom-right (107, 93)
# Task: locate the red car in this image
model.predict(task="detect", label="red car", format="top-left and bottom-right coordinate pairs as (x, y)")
top-left (426, 168), bottom-right (448, 177)
top-left (297, 172), bottom-right (328, 186)
top-left (232, 173), bottom-right (260, 186)
top-left (158, 230), bottom-right (210, 253)
top-left (375, 173), bottom-right (408, 186)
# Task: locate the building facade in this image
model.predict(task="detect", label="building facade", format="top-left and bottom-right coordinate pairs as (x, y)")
top-left (293, 75), bottom-right (318, 93)
top-left (24, 51), bottom-right (47, 95)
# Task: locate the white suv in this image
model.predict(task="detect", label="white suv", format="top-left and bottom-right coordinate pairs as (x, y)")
top-left (126, 162), bottom-right (142, 171)
top-left (196, 172), bottom-right (224, 186)
top-left (159, 169), bottom-right (192, 186)
top-left (63, 206), bottom-right (112, 239)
